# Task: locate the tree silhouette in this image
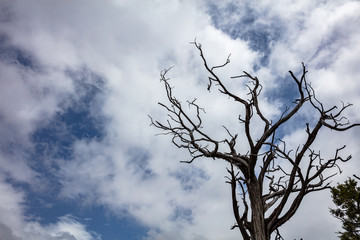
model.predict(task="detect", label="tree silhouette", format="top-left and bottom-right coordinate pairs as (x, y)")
top-left (150, 40), bottom-right (360, 240)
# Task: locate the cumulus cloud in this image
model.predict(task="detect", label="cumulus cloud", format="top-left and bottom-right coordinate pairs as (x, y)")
top-left (0, 174), bottom-right (98, 240)
top-left (0, 0), bottom-right (359, 239)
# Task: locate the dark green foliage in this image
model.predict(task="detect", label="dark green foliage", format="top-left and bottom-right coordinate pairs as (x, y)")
top-left (330, 178), bottom-right (360, 240)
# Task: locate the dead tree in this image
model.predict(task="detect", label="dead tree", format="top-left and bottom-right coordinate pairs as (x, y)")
top-left (149, 40), bottom-right (360, 240)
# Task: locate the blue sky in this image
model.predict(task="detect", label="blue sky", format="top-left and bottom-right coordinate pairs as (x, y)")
top-left (0, 0), bottom-right (360, 239)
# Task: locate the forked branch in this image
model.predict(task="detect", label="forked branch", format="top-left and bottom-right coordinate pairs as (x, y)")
top-left (150, 41), bottom-right (360, 240)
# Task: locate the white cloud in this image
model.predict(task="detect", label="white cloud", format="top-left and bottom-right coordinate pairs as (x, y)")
top-left (0, 174), bottom-right (98, 240)
top-left (0, 0), bottom-right (359, 239)
top-left (25, 215), bottom-right (100, 240)
top-left (0, 61), bottom-right (73, 145)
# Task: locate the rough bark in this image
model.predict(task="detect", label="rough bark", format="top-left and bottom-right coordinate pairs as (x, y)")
top-left (248, 178), bottom-right (266, 240)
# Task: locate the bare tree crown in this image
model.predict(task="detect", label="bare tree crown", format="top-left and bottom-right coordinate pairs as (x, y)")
top-left (150, 40), bottom-right (360, 240)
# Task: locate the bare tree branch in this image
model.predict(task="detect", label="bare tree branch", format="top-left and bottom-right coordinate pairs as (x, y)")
top-left (150, 41), bottom-right (360, 240)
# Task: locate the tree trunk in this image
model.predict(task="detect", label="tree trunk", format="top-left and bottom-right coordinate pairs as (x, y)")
top-left (248, 178), bottom-right (268, 240)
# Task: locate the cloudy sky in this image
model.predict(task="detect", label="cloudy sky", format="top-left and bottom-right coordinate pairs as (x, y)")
top-left (0, 0), bottom-right (360, 239)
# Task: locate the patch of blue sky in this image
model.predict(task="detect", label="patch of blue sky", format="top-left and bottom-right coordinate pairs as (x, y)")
top-left (23, 69), bottom-right (149, 238)
top-left (206, 2), bottom-right (282, 68)
top-left (0, 41), bottom-right (149, 239)
top-left (25, 69), bottom-right (112, 227)
top-left (24, 196), bottom-right (149, 240)
top-left (29, 69), bottom-right (107, 195)
top-left (205, 3), bottom-right (308, 139)
top-left (261, 72), bottom-right (317, 138)
top-left (0, 33), bottom-right (39, 70)
top-left (265, 74), bottom-right (300, 104)
top-left (205, 2), bottom-right (309, 114)
top-left (32, 67), bottom-right (107, 159)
